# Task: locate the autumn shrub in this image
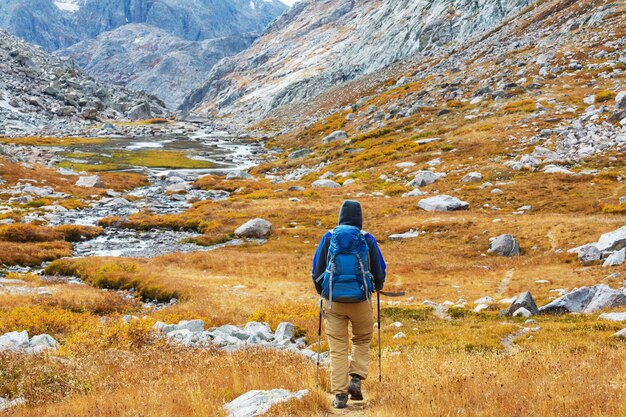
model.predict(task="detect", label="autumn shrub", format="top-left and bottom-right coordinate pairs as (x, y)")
top-left (0, 242), bottom-right (72, 266)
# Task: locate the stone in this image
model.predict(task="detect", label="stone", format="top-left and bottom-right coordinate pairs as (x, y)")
top-left (403, 188), bottom-right (425, 198)
top-left (235, 219), bottom-right (273, 239)
top-left (598, 312), bottom-right (626, 322)
top-left (76, 175), bottom-right (104, 188)
top-left (613, 328), bottom-right (626, 338)
top-left (288, 149), bottom-right (311, 159)
top-left (473, 304), bottom-right (489, 313)
top-left (0, 397), bottom-right (26, 412)
top-left (513, 307), bottom-right (532, 318)
top-left (392, 332), bottom-right (406, 339)
top-left (226, 170), bottom-right (253, 180)
top-left (488, 234), bottom-right (520, 257)
top-left (288, 186), bottom-right (305, 192)
top-left (409, 171), bottom-right (444, 187)
top-left (127, 102), bottom-right (152, 120)
top-left (322, 130), bottom-right (348, 144)
top-left (595, 226), bottom-right (626, 252)
top-left (461, 172), bottom-right (482, 183)
top-left (616, 91), bottom-right (626, 108)
top-left (274, 322), bottom-right (295, 342)
top-left (224, 389), bottom-right (309, 417)
top-left (166, 182), bottom-right (191, 193)
top-left (418, 195), bottom-right (469, 212)
top-left (603, 249), bottom-right (625, 267)
top-left (543, 165), bottom-right (573, 175)
top-left (539, 284), bottom-right (626, 315)
top-left (28, 334), bottom-right (58, 352)
top-left (0, 331), bottom-right (29, 351)
top-left (475, 296), bottom-right (494, 304)
top-left (388, 230), bottom-right (419, 240)
top-left (176, 320), bottom-right (205, 333)
top-left (577, 245), bottom-right (602, 265)
top-left (311, 179), bottom-right (341, 188)
top-left (243, 322), bottom-right (274, 341)
top-left (503, 291), bottom-right (539, 316)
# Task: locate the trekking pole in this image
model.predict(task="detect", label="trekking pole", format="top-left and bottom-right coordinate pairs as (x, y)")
top-left (316, 297), bottom-right (322, 388)
top-left (377, 291), bottom-right (382, 382)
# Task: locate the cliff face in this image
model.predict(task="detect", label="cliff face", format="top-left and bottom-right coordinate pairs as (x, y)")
top-left (182, 0), bottom-right (534, 121)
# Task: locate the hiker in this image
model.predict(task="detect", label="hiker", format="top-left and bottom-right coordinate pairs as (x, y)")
top-left (311, 200), bottom-right (386, 409)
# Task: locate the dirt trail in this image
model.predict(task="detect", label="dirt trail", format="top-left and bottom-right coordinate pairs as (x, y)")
top-left (496, 269), bottom-right (514, 298)
top-left (326, 395), bottom-right (369, 416)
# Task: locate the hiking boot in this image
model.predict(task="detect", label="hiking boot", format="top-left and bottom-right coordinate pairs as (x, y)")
top-left (333, 393), bottom-right (349, 409)
top-left (348, 375), bottom-right (363, 401)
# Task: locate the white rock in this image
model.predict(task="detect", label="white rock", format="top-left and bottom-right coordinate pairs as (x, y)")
top-left (389, 322), bottom-right (403, 328)
top-left (513, 307), bottom-right (532, 318)
top-left (392, 332), bottom-right (406, 339)
top-left (613, 328), bottom-right (626, 338)
top-left (598, 312), bottom-right (626, 322)
top-left (603, 249), bottom-right (625, 267)
top-left (396, 162), bottom-right (416, 168)
top-left (543, 165), bottom-right (573, 175)
top-left (409, 171), bottom-right (444, 187)
top-left (274, 322), bottom-right (295, 342)
top-left (322, 130), bottom-right (348, 144)
top-left (473, 304), bottom-right (489, 313)
top-left (176, 319), bottom-right (205, 333)
top-left (388, 230), bottom-right (419, 240)
top-left (28, 334), bottom-right (58, 352)
top-left (0, 397), bottom-right (26, 412)
top-left (418, 195), bottom-right (469, 211)
top-left (461, 172), bottom-right (482, 183)
top-left (235, 219), bottom-right (273, 239)
top-left (402, 188), bottom-right (425, 197)
top-left (474, 296), bottom-right (494, 304)
top-left (0, 331), bottom-right (29, 351)
top-left (75, 175), bottom-right (104, 188)
top-left (225, 389), bottom-right (309, 417)
top-left (311, 179), bottom-right (341, 188)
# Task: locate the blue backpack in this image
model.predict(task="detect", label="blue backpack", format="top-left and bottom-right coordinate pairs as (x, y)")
top-left (321, 225), bottom-right (374, 307)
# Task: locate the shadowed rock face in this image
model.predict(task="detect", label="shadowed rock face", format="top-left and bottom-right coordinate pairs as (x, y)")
top-left (182, 0), bottom-right (535, 121)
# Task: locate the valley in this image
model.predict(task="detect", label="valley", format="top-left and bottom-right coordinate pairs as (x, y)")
top-left (0, 0), bottom-right (625, 416)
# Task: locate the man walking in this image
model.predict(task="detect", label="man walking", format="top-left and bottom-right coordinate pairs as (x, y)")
top-left (312, 200), bottom-right (386, 409)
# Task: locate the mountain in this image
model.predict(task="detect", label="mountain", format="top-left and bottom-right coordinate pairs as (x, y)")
top-left (0, 30), bottom-right (167, 135)
top-left (74, 0), bottom-right (287, 43)
top-left (0, 0), bottom-right (287, 51)
top-left (0, 0), bottom-right (80, 51)
top-left (59, 24), bottom-right (258, 108)
top-left (0, 0), bottom-right (287, 108)
top-left (181, 0), bottom-right (535, 122)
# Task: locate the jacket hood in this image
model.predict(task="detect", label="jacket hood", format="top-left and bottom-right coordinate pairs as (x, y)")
top-left (338, 200), bottom-right (363, 229)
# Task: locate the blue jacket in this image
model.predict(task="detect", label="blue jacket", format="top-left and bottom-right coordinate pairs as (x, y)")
top-left (311, 230), bottom-right (386, 295)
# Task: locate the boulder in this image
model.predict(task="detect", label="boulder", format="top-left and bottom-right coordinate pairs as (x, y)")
top-left (613, 328), bottom-right (626, 338)
top-left (176, 320), bottom-right (205, 333)
top-left (235, 219), bottom-right (273, 239)
top-left (311, 179), bottom-right (341, 188)
top-left (488, 234), bottom-right (520, 257)
top-left (243, 322), bottom-right (274, 341)
top-left (274, 322), bottom-right (295, 342)
top-left (28, 334), bottom-right (58, 352)
top-left (288, 149), bottom-right (311, 159)
top-left (403, 188), bottom-right (425, 197)
top-left (76, 175), bottom-right (104, 188)
top-left (539, 284), bottom-right (626, 315)
top-left (603, 249), bottom-right (625, 267)
top-left (408, 171), bottom-right (444, 187)
top-left (503, 291), bottom-right (539, 316)
top-left (0, 331), bottom-right (29, 351)
top-left (595, 226), bottom-right (626, 252)
top-left (166, 182), bottom-right (191, 193)
top-left (418, 195), bottom-right (469, 212)
top-left (127, 102), bottom-right (152, 120)
top-left (598, 312), bottom-right (626, 322)
top-left (322, 130), bottom-right (348, 144)
top-left (461, 172), bottom-right (482, 183)
top-left (224, 389), bottom-right (309, 417)
top-left (513, 307), bottom-right (532, 318)
top-left (578, 245), bottom-right (602, 265)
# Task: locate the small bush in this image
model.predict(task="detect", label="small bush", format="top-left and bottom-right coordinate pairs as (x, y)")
top-left (595, 90), bottom-right (616, 103)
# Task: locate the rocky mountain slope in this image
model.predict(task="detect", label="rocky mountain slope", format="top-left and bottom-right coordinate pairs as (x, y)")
top-left (0, 0), bottom-right (287, 107)
top-left (0, 30), bottom-right (167, 136)
top-left (182, 0), bottom-right (535, 122)
top-left (59, 24), bottom-right (257, 108)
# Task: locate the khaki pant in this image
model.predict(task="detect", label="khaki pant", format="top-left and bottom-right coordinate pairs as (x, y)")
top-left (324, 300), bottom-right (374, 395)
